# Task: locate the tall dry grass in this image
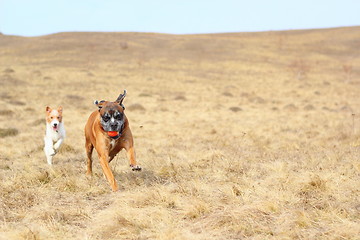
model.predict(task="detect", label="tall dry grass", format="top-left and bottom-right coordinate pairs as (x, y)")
top-left (0, 27), bottom-right (359, 239)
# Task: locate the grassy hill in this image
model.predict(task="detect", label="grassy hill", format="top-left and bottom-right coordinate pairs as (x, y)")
top-left (0, 27), bottom-right (359, 239)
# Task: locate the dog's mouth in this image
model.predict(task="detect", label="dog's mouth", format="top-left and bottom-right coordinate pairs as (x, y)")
top-left (52, 125), bottom-right (58, 131)
top-left (107, 131), bottom-right (120, 139)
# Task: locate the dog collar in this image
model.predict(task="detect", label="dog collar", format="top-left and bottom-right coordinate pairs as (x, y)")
top-left (110, 134), bottom-right (120, 140)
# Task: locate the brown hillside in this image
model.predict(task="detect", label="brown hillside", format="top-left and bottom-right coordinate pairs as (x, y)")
top-left (0, 27), bottom-right (360, 239)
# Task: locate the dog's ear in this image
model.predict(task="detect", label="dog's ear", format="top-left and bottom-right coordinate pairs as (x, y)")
top-left (115, 89), bottom-right (126, 110)
top-left (57, 106), bottom-right (63, 114)
top-left (46, 106), bottom-right (52, 113)
top-left (94, 100), bottom-right (105, 111)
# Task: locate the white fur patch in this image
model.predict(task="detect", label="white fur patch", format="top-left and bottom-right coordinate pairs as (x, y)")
top-left (44, 121), bottom-right (66, 165)
top-left (110, 139), bottom-right (116, 151)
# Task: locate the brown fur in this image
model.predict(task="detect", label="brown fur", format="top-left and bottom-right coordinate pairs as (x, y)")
top-left (84, 102), bottom-right (139, 191)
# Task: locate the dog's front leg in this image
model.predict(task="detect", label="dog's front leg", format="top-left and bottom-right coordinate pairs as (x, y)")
top-left (44, 136), bottom-right (55, 165)
top-left (124, 142), bottom-right (141, 171)
top-left (100, 154), bottom-right (118, 191)
top-left (53, 138), bottom-right (64, 153)
top-left (97, 145), bottom-right (118, 191)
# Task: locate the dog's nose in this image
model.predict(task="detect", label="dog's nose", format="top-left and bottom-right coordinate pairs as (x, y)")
top-left (54, 123), bottom-right (57, 127)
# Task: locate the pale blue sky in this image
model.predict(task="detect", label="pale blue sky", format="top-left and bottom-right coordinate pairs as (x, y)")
top-left (1, 0), bottom-right (359, 36)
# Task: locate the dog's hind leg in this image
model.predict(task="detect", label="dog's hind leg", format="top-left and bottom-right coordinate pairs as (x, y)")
top-left (86, 142), bottom-right (94, 175)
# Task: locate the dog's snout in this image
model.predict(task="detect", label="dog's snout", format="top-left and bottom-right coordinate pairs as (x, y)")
top-left (53, 123), bottom-right (58, 127)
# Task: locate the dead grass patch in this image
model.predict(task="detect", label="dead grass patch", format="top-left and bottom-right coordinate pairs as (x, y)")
top-left (8, 100), bottom-right (26, 106)
top-left (3, 68), bottom-right (15, 73)
top-left (65, 95), bottom-right (85, 101)
top-left (229, 106), bottom-right (242, 112)
top-left (0, 27), bottom-right (360, 239)
top-left (174, 95), bottom-right (187, 100)
top-left (0, 74), bottom-right (26, 85)
top-left (0, 128), bottom-right (19, 138)
top-left (222, 91), bottom-right (233, 97)
top-left (127, 103), bottom-right (146, 111)
top-left (0, 109), bottom-right (14, 116)
top-left (32, 118), bottom-right (44, 126)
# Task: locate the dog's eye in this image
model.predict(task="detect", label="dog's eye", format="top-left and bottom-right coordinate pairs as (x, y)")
top-left (50, 117), bottom-right (53, 119)
top-left (114, 113), bottom-right (122, 120)
top-left (103, 116), bottom-right (110, 122)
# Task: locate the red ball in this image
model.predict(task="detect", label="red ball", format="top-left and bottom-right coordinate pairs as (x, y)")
top-left (107, 131), bottom-right (118, 137)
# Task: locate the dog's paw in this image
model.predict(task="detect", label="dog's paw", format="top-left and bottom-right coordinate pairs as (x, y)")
top-left (130, 165), bottom-right (142, 171)
top-left (53, 144), bottom-right (61, 152)
top-left (49, 149), bottom-right (56, 156)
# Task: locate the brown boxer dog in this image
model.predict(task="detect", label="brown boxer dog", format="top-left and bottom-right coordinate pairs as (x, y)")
top-left (84, 90), bottom-right (141, 191)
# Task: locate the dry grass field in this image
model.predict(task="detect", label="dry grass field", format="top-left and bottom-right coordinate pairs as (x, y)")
top-left (0, 27), bottom-right (360, 239)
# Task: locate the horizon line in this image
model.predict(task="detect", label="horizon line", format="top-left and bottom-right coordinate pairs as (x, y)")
top-left (1, 25), bottom-right (359, 38)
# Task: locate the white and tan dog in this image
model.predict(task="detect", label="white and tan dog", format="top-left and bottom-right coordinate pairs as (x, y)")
top-left (44, 106), bottom-right (66, 165)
